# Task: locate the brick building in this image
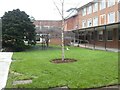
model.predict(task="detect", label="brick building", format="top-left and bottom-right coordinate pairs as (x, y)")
top-left (65, 0), bottom-right (120, 50)
top-left (33, 20), bottom-right (62, 45)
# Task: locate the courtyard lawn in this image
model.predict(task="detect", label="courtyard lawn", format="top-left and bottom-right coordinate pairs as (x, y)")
top-left (6, 45), bottom-right (118, 89)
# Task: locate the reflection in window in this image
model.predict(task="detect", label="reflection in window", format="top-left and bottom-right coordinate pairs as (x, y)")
top-left (87, 19), bottom-right (92, 27)
top-left (107, 30), bottom-right (113, 40)
top-left (90, 31), bottom-right (94, 40)
top-left (98, 30), bottom-right (103, 41)
top-left (119, 29), bottom-right (120, 40)
top-left (93, 3), bottom-right (98, 12)
top-left (100, 0), bottom-right (106, 10)
top-left (87, 6), bottom-right (92, 14)
top-left (108, 12), bottom-right (115, 24)
top-left (93, 17), bottom-right (98, 26)
top-left (82, 8), bottom-right (86, 16)
top-left (108, 0), bottom-right (115, 7)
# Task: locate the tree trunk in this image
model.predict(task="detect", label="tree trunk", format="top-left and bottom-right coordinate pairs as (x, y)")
top-left (61, 0), bottom-right (65, 61)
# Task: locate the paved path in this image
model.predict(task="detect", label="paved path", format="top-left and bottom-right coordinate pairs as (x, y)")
top-left (0, 52), bottom-right (13, 90)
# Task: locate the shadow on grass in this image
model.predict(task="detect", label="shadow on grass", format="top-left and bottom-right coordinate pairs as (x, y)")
top-left (24, 44), bottom-right (61, 52)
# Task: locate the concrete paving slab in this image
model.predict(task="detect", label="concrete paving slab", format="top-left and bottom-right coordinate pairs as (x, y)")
top-left (0, 52), bottom-right (13, 90)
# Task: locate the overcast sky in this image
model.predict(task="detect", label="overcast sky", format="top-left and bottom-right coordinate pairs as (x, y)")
top-left (0, 0), bottom-right (92, 20)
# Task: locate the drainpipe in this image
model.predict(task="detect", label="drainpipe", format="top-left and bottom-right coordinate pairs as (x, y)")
top-left (93, 27), bottom-right (96, 50)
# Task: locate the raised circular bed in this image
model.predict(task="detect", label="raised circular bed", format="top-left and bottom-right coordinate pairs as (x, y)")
top-left (51, 58), bottom-right (77, 64)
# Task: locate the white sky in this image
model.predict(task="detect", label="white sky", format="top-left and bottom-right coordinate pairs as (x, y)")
top-left (0, 0), bottom-right (92, 20)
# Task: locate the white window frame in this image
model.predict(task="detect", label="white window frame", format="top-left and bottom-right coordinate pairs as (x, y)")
top-left (98, 30), bottom-right (103, 41)
top-left (100, 14), bottom-right (106, 25)
top-left (107, 30), bottom-right (113, 41)
top-left (93, 16), bottom-right (98, 26)
top-left (82, 8), bottom-right (86, 16)
top-left (100, 0), bottom-right (106, 10)
top-left (108, 12), bottom-right (115, 24)
top-left (108, 0), bottom-right (115, 7)
top-left (93, 3), bottom-right (98, 12)
top-left (87, 18), bottom-right (92, 27)
top-left (87, 5), bottom-right (92, 14)
top-left (82, 20), bottom-right (86, 28)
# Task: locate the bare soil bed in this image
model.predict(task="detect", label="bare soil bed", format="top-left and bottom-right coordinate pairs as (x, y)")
top-left (51, 58), bottom-right (77, 64)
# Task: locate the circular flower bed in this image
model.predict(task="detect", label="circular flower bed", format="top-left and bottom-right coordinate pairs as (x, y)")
top-left (51, 58), bottom-right (77, 64)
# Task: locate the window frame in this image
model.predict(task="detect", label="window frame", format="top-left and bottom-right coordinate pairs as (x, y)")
top-left (98, 30), bottom-right (104, 41)
top-left (82, 20), bottom-right (86, 28)
top-left (87, 5), bottom-right (92, 14)
top-left (108, 0), bottom-right (115, 7)
top-left (87, 18), bottom-right (92, 27)
top-left (118, 11), bottom-right (120, 22)
top-left (90, 31), bottom-right (94, 40)
top-left (93, 2), bottom-right (98, 12)
top-left (100, 0), bottom-right (106, 10)
top-left (107, 30), bottom-right (113, 41)
top-left (118, 29), bottom-right (120, 40)
top-left (82, 8), bottom-right (86, 16)
top-left (93, 16), bottom-right (98, 26)
top-left (100, 14), bottom-right (106, 25)
top-left (108, 12), bottom-right (115, 24)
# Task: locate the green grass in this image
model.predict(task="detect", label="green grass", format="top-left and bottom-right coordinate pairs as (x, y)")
top-left (6, 45), bottom-right (118, 89)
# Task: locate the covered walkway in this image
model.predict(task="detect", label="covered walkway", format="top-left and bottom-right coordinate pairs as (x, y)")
top-left (72, 22), bottom-right (120, 51)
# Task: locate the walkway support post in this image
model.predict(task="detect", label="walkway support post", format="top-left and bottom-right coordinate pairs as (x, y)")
top-left (104, 25), bottom-right (107, 51)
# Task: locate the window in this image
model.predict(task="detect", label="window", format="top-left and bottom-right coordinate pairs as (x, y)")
top-left (87, 6), bottom-right (92, 14)
top-left (87, 19), bottom-right (92, 27)
top-left (118, 28), bottom-right (120, 40)
top-left (100, 14), bottom-right (106, 25)
top-left (98, 30), bottom-right (103, 41)
top-left (100, 0), bottom-right (106, 10)
top-left (108, 0), bottom-right (115, 7)
top-left (93, 17), bottom-right (98, 26)
top-left (82, 20), bottom-right (86, 28)
top-left (90, 31), bottom-right (94, 40)
top-left (118, 11), bottom-right (120, 22)
top-left (107, 30), bottom-right (113, 40)
top-left (108, 12), bottom-right (115, 24)
top-left (82, 8), bottom-right (86, 16)
top-left (93, 3), bottom-right (98, 12)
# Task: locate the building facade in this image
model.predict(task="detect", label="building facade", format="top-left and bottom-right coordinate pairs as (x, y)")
top-left (65, 0), bottom-right (120, 49)
top-left (34, 20), bottom-right (62, 45)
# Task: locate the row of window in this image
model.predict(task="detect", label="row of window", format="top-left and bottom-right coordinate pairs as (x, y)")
top-left (82, 0), bottom-right (119, 16)
top-left (87, 30), bottom-right (120, 41)
top-left (82, 11), bottom-right (119, 28)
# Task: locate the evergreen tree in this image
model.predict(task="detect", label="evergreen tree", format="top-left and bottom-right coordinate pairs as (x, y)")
top-left (2, 9), bottom-right (36, 51)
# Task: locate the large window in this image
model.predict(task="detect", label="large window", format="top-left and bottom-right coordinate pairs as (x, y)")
top-left (119, 29), bottom-right (120, 40)
top-left (82, 8), bottom-right (86, 16)
top-left (108, 0), bottom-right (115, 7)
top-left (100, 0), bottom-right (106, 10)
top-left (90, 31), bottom-right (94, 40)
top-left (93, 17), bottom-right (98, 26)
top-left (107, 30), bottom-right (113, 40)
top-left (118, 11), bottom-right (120, 22)
top-left (108, 12), bottom-right (115, 24)
top-left (87, 19), bottom-right (92, 27)
top-left (100, 14), bottom-right (106, 25)
top-left (93, 3), bottom-right (98, 12)
top-left (82, 20), bottom-right (86, 28)
top-left (98, 30), bottom-right (103, 41)
top-left (87, 6), bottom-right (92, 14)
